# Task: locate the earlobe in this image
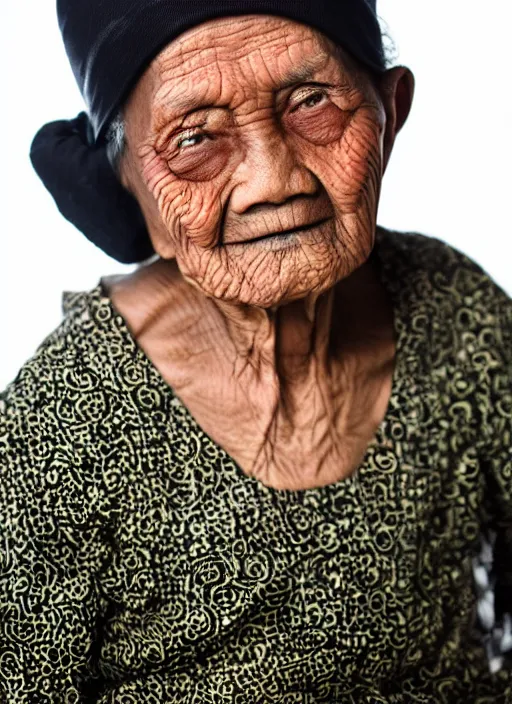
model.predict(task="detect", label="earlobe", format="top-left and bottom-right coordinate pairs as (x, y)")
top-left (379, 66), bottom-right (415, 173)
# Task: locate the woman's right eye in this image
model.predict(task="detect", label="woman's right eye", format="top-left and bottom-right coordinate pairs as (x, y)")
top-left (176, 133), bottom-right (206, 150)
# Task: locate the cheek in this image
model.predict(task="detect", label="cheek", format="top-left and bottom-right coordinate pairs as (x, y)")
top-left (166, 140), bottom-right (230, 182)
top-left (141, 149), bottom-right (226, 249)
top-left (286, 102), bottom-right (351, 146)
top-left (339, 107), bottom-right (383, 201)
top-left (300, 106), bottom-right (384, 214)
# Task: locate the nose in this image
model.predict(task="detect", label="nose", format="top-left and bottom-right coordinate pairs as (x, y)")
top-left (229, 127), bottom-right (318, 213)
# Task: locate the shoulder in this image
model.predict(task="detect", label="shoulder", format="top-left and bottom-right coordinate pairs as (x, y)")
top-left (376, 228), bottom-right (511, 350)
top-left (376, 227), bottom-right (504, 294)
top-left (0, 284), bottom-right (167, 520)
top-left (1, 285), bottom-right (118, 431)
top-left (377, 228), bottom-right (511, 448)
top-left (1, 283), bottom-right (160, 415)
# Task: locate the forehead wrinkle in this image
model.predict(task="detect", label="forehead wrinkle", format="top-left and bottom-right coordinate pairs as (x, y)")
top-left (274, 51), bottom-right (331, 88)
top-left (147, 15), bottom-right (338, 118)
top-left (152, 61), bottom-right (229, 130)
top-left (166, 14), bottom-right (317, 59)
top-left (152, 46), bottom-right (332, 125)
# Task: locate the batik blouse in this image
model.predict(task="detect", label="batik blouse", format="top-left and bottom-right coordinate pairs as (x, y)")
top-left (1, 229), bottom-right (511, 703)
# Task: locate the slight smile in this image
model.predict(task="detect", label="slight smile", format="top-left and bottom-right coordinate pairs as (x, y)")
top-left (227, 217), bottom-right (333, 248)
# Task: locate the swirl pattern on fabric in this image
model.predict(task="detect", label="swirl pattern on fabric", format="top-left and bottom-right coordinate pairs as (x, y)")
top-left (0, 229), bottom-right (511, 703)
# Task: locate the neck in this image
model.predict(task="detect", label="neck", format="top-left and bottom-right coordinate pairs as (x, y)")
top-left (104, 252), bottom-right (391, 374)
top-left (103, 253), bottom-right (396, 490)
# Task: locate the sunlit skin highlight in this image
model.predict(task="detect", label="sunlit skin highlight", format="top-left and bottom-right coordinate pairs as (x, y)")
top-left (106, 15), bottom-right (414, 490)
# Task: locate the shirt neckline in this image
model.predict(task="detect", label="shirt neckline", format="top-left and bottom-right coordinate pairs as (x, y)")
top-left (88, 227), bottom-right (422, 500)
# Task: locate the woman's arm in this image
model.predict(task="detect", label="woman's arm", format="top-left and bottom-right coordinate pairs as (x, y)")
top-left (482, 286), bottom-right (512, 658)
top-left (0, 384), bottom-right (109, 701)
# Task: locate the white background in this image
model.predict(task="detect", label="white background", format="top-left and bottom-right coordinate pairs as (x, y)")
top-left (1, 1), bottom-right (511, 389)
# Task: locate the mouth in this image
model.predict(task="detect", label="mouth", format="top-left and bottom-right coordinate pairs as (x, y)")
top-left (227, 217), bottom-right (333, 246)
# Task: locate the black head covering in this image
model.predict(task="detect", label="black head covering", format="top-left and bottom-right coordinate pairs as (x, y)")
top-left (31, 0), bottom-right (386, 263)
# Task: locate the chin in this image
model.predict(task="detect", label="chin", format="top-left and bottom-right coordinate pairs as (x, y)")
top-left (178, 224), bottom-right (372, 309)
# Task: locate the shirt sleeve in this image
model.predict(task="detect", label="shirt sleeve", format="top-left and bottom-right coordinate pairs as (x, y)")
top-left (482, 285), bottom-right (512, 627)
top-left (0, 395), bottom-right (110, 701)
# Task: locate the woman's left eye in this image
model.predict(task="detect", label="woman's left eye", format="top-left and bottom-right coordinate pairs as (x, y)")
top-left (294, 90), bottom-right (328, 111)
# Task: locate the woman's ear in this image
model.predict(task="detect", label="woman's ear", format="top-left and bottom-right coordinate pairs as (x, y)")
top-left (378, 66), bottom-right (415, 174)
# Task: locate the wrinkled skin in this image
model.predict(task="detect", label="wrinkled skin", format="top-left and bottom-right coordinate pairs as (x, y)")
top-left (107, 15), bottom-right (414, 490)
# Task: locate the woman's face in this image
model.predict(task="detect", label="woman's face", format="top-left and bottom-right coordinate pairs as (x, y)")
top-left (121, 15), bottom-right (410, 308)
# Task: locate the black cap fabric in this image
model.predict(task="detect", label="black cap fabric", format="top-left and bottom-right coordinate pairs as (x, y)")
top-left (33, 0), bottom-right (385, 263)
top-left (30, 113), bottom-right (154, 263)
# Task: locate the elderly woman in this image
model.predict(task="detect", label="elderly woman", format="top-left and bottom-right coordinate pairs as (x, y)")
top-left (1, 0), bottom-right (511, 701)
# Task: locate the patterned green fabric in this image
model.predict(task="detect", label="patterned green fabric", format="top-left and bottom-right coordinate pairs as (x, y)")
top-left (1, 229), bottom-right (511, 703)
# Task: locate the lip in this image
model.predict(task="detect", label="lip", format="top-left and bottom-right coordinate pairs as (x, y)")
top-left (227, 217), bottom-right (332, 245)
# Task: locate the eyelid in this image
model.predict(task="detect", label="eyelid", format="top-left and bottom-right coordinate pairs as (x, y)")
top-left (156, 121), bottom-right (207, 152)
top-left (292, 87), bottom-right (328, 103)
top-left (176, 127), bottom-right (202, 145)
top-left (288, 87), bottom-right (329, 113)
top-left (283, 82), bottom-right (332, 107)
top-left (292, 82), bottom-right (330, 95)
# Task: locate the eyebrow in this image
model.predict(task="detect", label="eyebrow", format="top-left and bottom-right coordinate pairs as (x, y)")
top-left (162, 52), bottom-right (331, 116)
top-left (276, 52), bottom-right (330, 88)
